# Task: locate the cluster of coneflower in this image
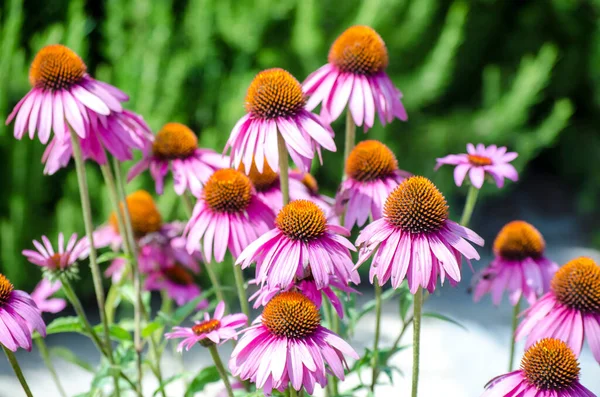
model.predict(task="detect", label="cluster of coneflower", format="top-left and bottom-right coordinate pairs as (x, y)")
top-left (0, 25), bottom-right (598, 397)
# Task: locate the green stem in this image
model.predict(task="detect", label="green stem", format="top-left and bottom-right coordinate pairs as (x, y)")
top-left (508, 300), bottom-right (520, 372)
top-left (233, 265), bottom-right (250, 322)
top-left (68, 129), bottom-right (119, 396)
top-left (209, 345), bottom-right (234, 397)
top-left (459, 185), bottom-right (480, 227)
top-left (2, 345), bottom-right (34, 397)
top-left (370, 282), bottom-right (383, 392)
top-left (36, 338), bottom-right (67, 397)
top-left (411, 288), bottom-right (423, 397)
top-left (182, 193), bottom-right (195, 217)
top-left (277, 131), bottom-right (290, 206)
top-left (205, 262), bottom-right (226, 305)
top-left (288, 386), bottom-right (299, 397)
top-left (343, 110), bottom-right (356, 168)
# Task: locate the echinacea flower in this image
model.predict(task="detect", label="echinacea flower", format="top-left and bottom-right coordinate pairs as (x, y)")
top-left (515, 257), bottom-right (600, 363)
top-left (95, 190), bottom-right (163, 250)
top-left (435, 143), bottom-right (518, 189)
top-left (184, 169), bottom-right (275, 263)
top-left (165, 301), bottom-right (247, 350)
top-left (473, 221), bottom-right (558, 306)
top-left (6, 45), bottom-right (152, 164)
top-left (30, 279), bottom-right (66, 314)
top-left (336, 140), bottom-right (410, 229)
top-left (237, 200), bottom-right (359, 290)
top-left (303, 26), bottom-right (407, 130)
top-left (481, 338), bottom-right (595, 397)
top-left (22, 233), bottom-right (89, 277)
top-left (229, 291), bottom-right (358, 395)
top-left (356, 176), bottom-right (484, 293)
top-left (226, 68), bottom-right (336, 174)
top-left (128, 122), bottom-right (229, 197)
top-left (0, 273), bottom-right (46, 351)
top-left (145, 264), bottom-right (206, 307)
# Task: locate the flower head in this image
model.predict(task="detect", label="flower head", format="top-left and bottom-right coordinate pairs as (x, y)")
top-left (435, 143), bottom-right (518, 189)
top-left (30, 279), bottom-right (66, 314)
top-left (145, 264), bottom-right (206, 307)
top-left (336, 140), bottom-right (410, 229)
top-left (0, 273), bottom-right (46, 351)
top-left (356, 176), bottom-right (484, 293)
top-left (237, 199), bottom-right (359, 290)
top-left (516, 257), bottom-right (600, 363)
top-left (481, 338), bottom-right (595, 397)
top-left (22, 233), bottom-right (89, 278)
top-left (229, 291), bottom-right (358, 394)
top-left (185, 169), bottom-right (275, 263)
top-left (226, 68), bottom-right (336, 174)
top-left (165, 301), bottom-right (247, 350)
top-left (473, 221), bottom-right (558, 306)
top-left (128, 122), bottom-right (228, 197)
top-left (303, 26), bottom-right (407, 129)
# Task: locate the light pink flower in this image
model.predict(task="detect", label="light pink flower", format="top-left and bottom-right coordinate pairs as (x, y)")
top-left (165, 301), bottom-right (247, 350)
top-left (473, 221), bottom-right (558, 306)
top-left (303, 26), bottom-right (407, 130)
top-left (22, 233), bottom-right (89, 272)
top-left (515, 257), bottom-right (600, 364)
top-left (481, 338), bottom-right (595, 397)
top-left (184, 169), bottom-right (275, 263)
top-left (229, 291), bottom-right (358, 395)
top-left (336, 140), bottom-right (410, 229)
top-left (128, 122), bottom-right (229, 197)
top-left (226, 68), bottom-right (336, 174)
top-left (356, 176), bottom-right (484, 293)
top-left (435, 143), bottom-right (518, 189)
top-left (237, 200), bottom-right (359, 290)
top-left (0, 273), bottom-right (46, 351)
top-left (30, 279), bottom-right (66, 314)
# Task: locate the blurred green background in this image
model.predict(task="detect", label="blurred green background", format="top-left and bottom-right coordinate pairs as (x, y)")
top-left (1, 0), bottom-right (598, 290)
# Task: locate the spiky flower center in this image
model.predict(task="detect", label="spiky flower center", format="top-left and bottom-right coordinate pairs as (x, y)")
top-left (109, 190), bottom-right (163, 237)
top-left (152, 123), bottom-right (198, 160)
top-left (29, 45), bottom-right (87, 90)
top-left (245, 68), bottom-right (306, 119)
top-left (551, 257), bottom-right (600, 313)
top-left (0, 274), bottom-right (14, 306)
top-left (164, 265), bottom-right (194, 286)
top-left (521, 338), bottom-right (580, 391)
top-left (300, 172), bottom-right (319, 195)
top-left (345, 140), bottom-right (397, 182)
top-left (276, 200), bottom-right (327, 241)
top-left (493, 221), bottom-right (545, 260)
top-left (204, 169), bottom-right (252, 213)
top-left (192, 319), bottom-right (221, 335)
top-left (467, 154), bottom-right (493, 166)
top-left (49, 253), bottom-right (70, 270)
top-left (262, 291), bottom-right (321, 339)
top-left (328, 25), bottom-right (388, 75)
top-left (384, 176), bottom-right (448, 233)
top-left (239, 161), bottom-right (279, 192)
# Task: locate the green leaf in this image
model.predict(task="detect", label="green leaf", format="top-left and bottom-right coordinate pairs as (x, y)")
top-left (50, 346), bottom-right (95, 372)
top-left (154, 373), bottom-right (186, 397)
top-left (398, 284), bottom-right (413, 321)
top-left (185, 366), bottom-right (220, 397)
top-left (46, 316), bottom-right (84, 335)
top-left (142, 321), bottom-right (163, 338)
top-left (422, 312), bottom-right (467, 331)
top-left (168, 295), bottom-right (206, 325)
top-left (96, 251), bottom-right (127, 265)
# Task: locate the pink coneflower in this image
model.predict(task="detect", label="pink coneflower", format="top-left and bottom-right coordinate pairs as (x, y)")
top-left (229, 291), bottom-right (358, 394)
top-left (473, 221), bottom-right (558, 306)
top-left (30, 279), bottom-right (66, 314)
top-left (237, 199), bottom-right (359, 290)
top-left (165, 301), bottom-right (247, 350)
top-left (22, 233), bottom-right (89, 275)
top-left (336, 140), bottom-right (410, 229)
top-left (481, 338), bottom-right (595, 397)
top-left (145, 264), bottom-right (206, 308)
top-left (356, 176), bottom-right (484, 293)
top-left (435, 143), bottom-right (518, 189)
top-left (184, 169), bottom-right (275, 263)
top-left (42, 110), bottom-right (152, 175)
top-left (515, 257), bottom-right (600, 364)
top-left (0, 273), bottom-right (46, 351)
top-left (128, 122), bottom-right (228, 197)
top-left (303, 26), bottom-right (407, 130)
top-left (6, 45), bottom-right (152, 164)
top-left (225, 68), bottom-right (336, 174)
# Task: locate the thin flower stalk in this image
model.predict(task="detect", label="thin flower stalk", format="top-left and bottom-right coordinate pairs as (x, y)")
top-left (2, 345), bottom-right (34, 397)
top-left (35, 338), bottom-right (67, 397)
